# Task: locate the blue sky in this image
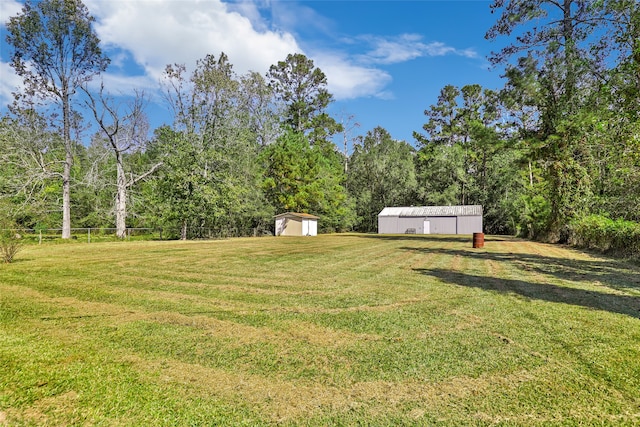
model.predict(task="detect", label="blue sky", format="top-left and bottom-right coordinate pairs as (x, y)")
top-left (0, 0), bottom-right (507, 149)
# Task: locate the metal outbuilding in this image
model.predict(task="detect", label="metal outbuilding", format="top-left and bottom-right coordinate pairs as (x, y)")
top-left (378, 205), bottom-right (483, 235)
top-left (274, 212), bottom-right (319, 236)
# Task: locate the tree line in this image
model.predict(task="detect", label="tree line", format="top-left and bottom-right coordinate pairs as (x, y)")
top-left (1, 0), bottom-right (639, 247)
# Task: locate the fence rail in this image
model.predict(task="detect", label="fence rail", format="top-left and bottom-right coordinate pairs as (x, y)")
top-left (2, 227), bottom-right (273, 244)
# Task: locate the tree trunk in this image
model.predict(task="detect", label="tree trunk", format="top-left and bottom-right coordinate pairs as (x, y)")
top-left (115, 153), bottom-right (127, 239)
top-left (181, 220), bottom-right (188, 240)
top-left (562, 0), bottom-right (577, 108)
top-left (61, 92), bottom-right (72, 239)
top-left (62, 153), bottom-right (72, 239)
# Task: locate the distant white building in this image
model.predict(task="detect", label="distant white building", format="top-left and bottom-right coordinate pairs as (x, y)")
top-left (378, 205), bottom-right (483, 235)
top-left (274, 212), bottom-right (319, 236)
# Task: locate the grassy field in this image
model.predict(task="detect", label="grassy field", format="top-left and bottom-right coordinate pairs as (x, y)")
top-left (1, 234), bottom-right (639, 426)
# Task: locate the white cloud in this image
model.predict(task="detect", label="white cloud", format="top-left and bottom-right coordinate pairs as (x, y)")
top-left (360, 34), bottom-right (478, 65)
top-left (85, 73), bottom-right (159, 99)
top-left (269, 0), bottom-right (334, 36)
top-left (0, 0), bottom-right (22, 25)
top-left (0, 61), bottom-right (23, 107)
top-left (224, 0), bottom-right (269, 32)
top-left (311, 33), bottom-right (478, 99)
top-left (85, 0), bottom-right (301, 85)
top-left (2, 0), bottom-right (448, 106)
top-left (459, 48), bottom-right (479, 59)
top-left (314, 54), bottom-right (392, 101)
top-left (364, 34), bottom-right (426, 64)
top-left (421, 41), bottom-right (457, 57)
top-left (0, 1), bottom-right (23, 106)
top-left (81, 0), bottom-right (394, 101)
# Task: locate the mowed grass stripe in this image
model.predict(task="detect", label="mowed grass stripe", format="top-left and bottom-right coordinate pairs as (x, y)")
top-left (1, 234), bottom-right (640, 425)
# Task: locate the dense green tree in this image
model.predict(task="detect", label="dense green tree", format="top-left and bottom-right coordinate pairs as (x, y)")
top-left (413, 81), bottom-right (530, 235)
top-left (414, 85), bottom-right (467, 205)
top-left (239, 71), bottom-right (280, 146)
top-left (267, 53), bottom-right (342, 145)
top-left (486, 0), bottom-right (604, 240)
top-left (482, 144), bottom-right (528, 235)
top-left (6, 0), bottom-right (109, 238)
top-left (486, 0), bottom-right (598, 105)
top-left (590, 1), bottom-right (640, 221)
top-left (262, 130), bottom-right (354, 232)
top-left (413, 85), bottom-right (461, 147)
top-left (145, 127), bottom-right (215, 239)
top-left (414, 84), bottom-right (505, 207)
top-left (486, 0), bottom-right (640, 240)
top-left (153, 53), bottom-right (273, 238)
top-left (415, 143), bottom-right (467, 207)
top-left (347, 127), bottom-right (416, 232)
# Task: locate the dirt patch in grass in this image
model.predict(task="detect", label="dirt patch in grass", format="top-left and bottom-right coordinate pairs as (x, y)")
top-left (130, 355), bottom-right (588, 424)
top-left (133, 356), bottom-right (428, 421)
top-left (206, 283), bottom-right (332, 296)
top-left (279, 320), bottom-right (381, 347)
top-left (110, 310), bottom-right (383, 348)
top-left (449, 309), bottom-right (484, 331)
top-left (4, 391), bottom-right (82, 426)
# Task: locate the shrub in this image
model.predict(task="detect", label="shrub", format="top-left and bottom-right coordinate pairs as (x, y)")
top-left (518, 194), bottom-right (551, 239)
top-left (0, 225), bottom-right (23, 263)
top-left (569, 215), bottom-right (640, 259)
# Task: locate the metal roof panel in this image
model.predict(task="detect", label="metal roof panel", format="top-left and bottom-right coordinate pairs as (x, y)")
top-left (274, 212), bottom-right (320, 220)
top-left (378, 205), bottom-right (482, 217)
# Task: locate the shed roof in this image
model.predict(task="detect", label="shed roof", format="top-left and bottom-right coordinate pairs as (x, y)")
top-left (378, 205), bottom-right (482, 217)
top-left (274, 212), bottom-right (320, 220)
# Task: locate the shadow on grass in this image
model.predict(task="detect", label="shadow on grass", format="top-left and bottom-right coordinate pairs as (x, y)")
top-left (415, 268), bottom-right (640, 319)
top-left (352, 234), bottom-right (474, 243)
top-left (404, 240), bottom-right (640, 319)
top-left (402, 246), bottom-right (640, 296)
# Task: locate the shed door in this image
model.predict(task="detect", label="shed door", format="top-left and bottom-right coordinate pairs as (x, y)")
top-left (423, 220), bottom-right (430, 234)
top-left (282, 218), bottom-right (302, 236)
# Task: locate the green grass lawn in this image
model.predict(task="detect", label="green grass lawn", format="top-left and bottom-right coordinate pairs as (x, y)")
top-left (1, 234), bottom-right (639, 426)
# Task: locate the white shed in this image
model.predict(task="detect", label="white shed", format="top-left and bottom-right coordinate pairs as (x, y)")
top-left (378, 205), bottom-right (483, 235)
top-left (274, 212), bottom-right (319, 236)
